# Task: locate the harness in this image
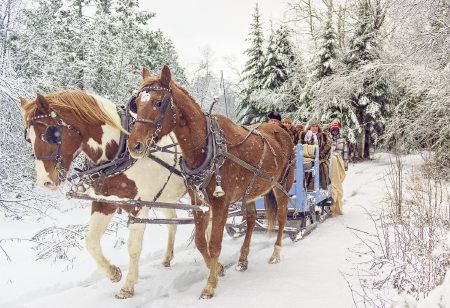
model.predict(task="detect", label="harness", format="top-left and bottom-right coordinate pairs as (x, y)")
top-left (66, 106), bottom-right (181, 198)
top-left (133, 85), bottom-right (299, 213)
top-left (67, 106), bottom-right (138, 194)
top-left (25, 110), bottom-right (81, 184)
top-left (26, 103), bottom-right (182, 202)
top-left (129, 85), bottom-right (177, 157)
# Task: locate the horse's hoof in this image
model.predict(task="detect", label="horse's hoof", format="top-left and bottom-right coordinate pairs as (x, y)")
top-left (200, 293), bottom-right (214, 299)
top-left (160, 261), bottom-right (171, 267)
top-left (218, 262), bottom-right (226, 277)
top-left (110, 267), bottom-right (122, 283)
top-left (115, 289), bottom-right (134, 299)
top-left (235, 261), bottom-right (248, 272)
top-left (269, 257), bottom-right (280, 264)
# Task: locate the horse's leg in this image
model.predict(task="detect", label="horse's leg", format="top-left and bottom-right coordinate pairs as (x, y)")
top-left (200, 204), bottom-right (229, 299)
top-left (115, 206), bottom-right (149, 299)
top-left (269, 188), bottom-right (289, 264)
top-left (236, 201), bottom-right (256, 271)
top-left (160, 208), bottom-right (177, 267)
top-left (193, 209), bottom-right (212, 268)
top-left (85, 202), bottom-right (121, 282)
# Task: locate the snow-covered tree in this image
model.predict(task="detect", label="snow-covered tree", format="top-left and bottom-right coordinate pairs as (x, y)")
top-left (10, 0), bottom-right (184, 103)
top-left (0, 0), bottom-right (186, 219)
top-left (311, 7), bottom-right (338, 79)
top-left (342, 0), bottom-right (391, 158)
top-left (237, 3), bottom-right (267, 124)
top-left (261, 21), bottom-right (287, 90)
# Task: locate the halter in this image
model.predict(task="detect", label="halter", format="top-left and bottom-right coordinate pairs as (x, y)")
top-left (25, 110), bottom-right (81, 183)
top-left (129, 85), bottom-right (177, 155)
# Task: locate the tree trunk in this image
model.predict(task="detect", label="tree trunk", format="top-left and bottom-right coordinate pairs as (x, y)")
top-left (364, 122), bottom-right (371, 159)
top-left (358, 131), bottom-right (365, 159)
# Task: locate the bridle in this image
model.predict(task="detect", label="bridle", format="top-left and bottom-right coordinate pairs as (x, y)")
top-left (25, 110), bottom-right (81, 183)
top-left (128, 85), bottom-right (177, 155)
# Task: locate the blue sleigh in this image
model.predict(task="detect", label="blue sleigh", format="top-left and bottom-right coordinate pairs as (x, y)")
top-left (226, 144), bottom-right (334, 241)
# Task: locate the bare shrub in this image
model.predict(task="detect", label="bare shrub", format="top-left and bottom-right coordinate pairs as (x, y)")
top-left (349, 157), bottom-right (450, 306)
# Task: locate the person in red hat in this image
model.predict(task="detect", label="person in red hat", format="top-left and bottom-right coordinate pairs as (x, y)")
top-left (330, 122), bottom-right (348, 171)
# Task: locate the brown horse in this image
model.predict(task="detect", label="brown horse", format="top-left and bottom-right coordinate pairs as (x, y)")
top-left (20, 90), bottom-right (187, 299)
top-left (127, 65), bottom-right (296, 299)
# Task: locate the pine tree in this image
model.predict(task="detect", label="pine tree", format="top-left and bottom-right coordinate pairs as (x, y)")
top-left (274, 25), bottom-right (296, 83)
top-left (344, 0), bottom-right (391, 159)
top-left (312, 8), bottom-right (338, 79)
top-left (296, 6), bottom-right (338, 125)
top-left (261, 21), bottom-right (286, 90)
top-left (10, 0), bottom-right (184, 103)
top-left (237, 3), bottom-right (266, 124)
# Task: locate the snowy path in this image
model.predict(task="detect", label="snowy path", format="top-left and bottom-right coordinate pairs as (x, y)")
top-left (1, 153), bottom-right (417, 308)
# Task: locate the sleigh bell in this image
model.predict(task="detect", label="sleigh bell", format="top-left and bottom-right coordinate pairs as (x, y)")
top-left (213, 185), bottom-right (225, 197)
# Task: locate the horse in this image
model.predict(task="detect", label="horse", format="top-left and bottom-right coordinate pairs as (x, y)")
top-left (20, 90), bottom-right (187, 299)
top-left (127, 65), bottom-right (296, 299)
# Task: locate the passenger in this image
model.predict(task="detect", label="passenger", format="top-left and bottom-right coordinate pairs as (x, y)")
top-left (330, 122), bottom-right (349, 171)
top-left (267, 111), bottom-right (293, 139)
top-left (298, 119), bottom-right (331, 189)
top-left (267, 111), bottom-right (282, 125)
top-left (295, 122), bottom-right (304, 132)
top-left (281, 117), bottom-right (299, 144)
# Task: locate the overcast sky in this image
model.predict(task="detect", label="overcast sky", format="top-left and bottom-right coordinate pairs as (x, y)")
top-left (140, 0), bottom-right (287, 79)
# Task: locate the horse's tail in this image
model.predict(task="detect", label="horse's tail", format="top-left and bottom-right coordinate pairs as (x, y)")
top-left (264, 189), bottom-right (278, 235)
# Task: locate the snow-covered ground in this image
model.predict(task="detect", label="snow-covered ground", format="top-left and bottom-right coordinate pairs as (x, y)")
top-left (1, 153), bottom-right (448, 308)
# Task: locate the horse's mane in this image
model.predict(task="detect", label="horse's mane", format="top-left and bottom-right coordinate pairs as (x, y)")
top-left (22, 90), bottom-right (127, 133)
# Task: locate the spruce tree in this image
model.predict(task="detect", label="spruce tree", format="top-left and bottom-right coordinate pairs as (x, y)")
top-left (298, 6), bottom-right (338, 125)
top-left (344, 0), bottom-right (391, 158)
top-left (10, 0), bottom-right (184, 103)
top-left (312, 8), bottom-right (338, 79)
top-left (261, 21), bottom-right (286, 90)
top-left (237, 3), bottom-right (266, 124)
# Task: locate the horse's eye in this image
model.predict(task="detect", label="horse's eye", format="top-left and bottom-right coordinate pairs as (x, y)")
top-left (41, 134), bottom-right (45, 141)
top-left (154, 101), bottom-right (162, 108)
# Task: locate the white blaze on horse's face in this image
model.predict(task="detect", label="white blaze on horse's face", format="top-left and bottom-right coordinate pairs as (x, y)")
top-left (29, 126), bottom-right (60, 191)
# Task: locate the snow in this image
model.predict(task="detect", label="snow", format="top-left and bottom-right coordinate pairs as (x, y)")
top-left (0, 153), bottom-right (447, 307)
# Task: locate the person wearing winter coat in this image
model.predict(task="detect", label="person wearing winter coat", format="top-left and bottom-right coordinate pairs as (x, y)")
top-left (298, 119), bottom-right (331, 189)
top-left (281, 117), bottom-right (299, 144)
top-left (330, 122), bottom-right (349, 171)
top-left (267, 111), bottom-right (282, 125)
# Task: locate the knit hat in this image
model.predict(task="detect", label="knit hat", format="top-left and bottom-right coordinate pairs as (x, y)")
top-left (295, 122), bottom-right (303, 128)
top-left (267, 111), bottom-right (281, 121)
top-left (330, 122), bottom-right (340, 133)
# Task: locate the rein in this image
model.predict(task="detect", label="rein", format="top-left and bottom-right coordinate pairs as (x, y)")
top-left (132, 85), bottom-right (298, 213)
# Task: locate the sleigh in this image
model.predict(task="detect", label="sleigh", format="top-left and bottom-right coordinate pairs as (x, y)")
top-left (225, 144), bottom-right (334, 241)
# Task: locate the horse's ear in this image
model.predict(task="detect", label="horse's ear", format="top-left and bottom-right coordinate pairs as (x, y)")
top-left (142, 67), bottom-right (151, 79)
top-left (36, 93), bottom-right (50, 112)
top-left (161, 65), bottom-right (171, 86)
top-left (19, 97), bottom-right (29, 109)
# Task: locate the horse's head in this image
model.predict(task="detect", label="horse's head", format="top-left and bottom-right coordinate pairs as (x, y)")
top-left (21, 94), bottom-right (82, 191)
top-left (128, 65), bottom-right (177, 158)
